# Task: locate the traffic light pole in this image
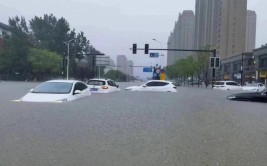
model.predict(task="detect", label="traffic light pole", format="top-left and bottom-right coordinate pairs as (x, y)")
top-left (212, 49), bottom-right (216, 89)
top-left (131, 46), bottom-right (217, 88)
top-left (78, 53), bottom-right (105, 78)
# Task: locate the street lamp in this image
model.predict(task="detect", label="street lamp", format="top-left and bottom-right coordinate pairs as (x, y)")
top-left (152, 38), bottom-right (163, 53)
top-left (152, 38), bottom-right (167, 67)
top-left (63, 39), bottom-right (75, 80)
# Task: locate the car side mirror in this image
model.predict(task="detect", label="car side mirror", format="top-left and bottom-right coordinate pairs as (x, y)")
top-left (143, 85), bottom-right (147, 87)
top-left (29, 88), bottom-right (34, 92)
top-left (116, 85), bottom-right (119, 88)
top-left (74, 90), bottom-right (82, 95)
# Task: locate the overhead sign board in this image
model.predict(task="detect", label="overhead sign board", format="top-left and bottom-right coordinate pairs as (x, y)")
top-left (143, 67), bottom-right (152, 72)
top-left (149, 52), bottom-right (159, 58)
top-left (95, 55), bottom-right (110, 66)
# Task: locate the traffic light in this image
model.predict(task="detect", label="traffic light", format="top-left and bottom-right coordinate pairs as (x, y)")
top-left (210, 57), bottom-right (215, 68)
top-left (61, 58), bottom-right (67, 67)
top-left (145, 44), bottom-right (149, 54)
top-left (133, 44), bottom-right (137, 54)
top-left (215, 57), bottom-right (220, 68)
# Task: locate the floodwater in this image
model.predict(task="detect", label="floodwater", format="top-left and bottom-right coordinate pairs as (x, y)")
top-left (0, 81), bottom-right (267, 166)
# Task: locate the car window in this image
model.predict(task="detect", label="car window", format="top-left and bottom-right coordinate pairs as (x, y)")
top-left (32, 82), bottom-right (73, 94)
top-left (215, 82), bottom-right (224, 85)
top-left (108, 81), bottom-right (116, 87)
top-left (146, 82), bottom-right (156, 86)
top-left (87, 80), bottom-right (106, 86)
top-left (155, 82), bottom-right (169, 86)
top-left (226, 82), bottom-right (239, 86)
top-left (73, 82), bottom-right (88, 92)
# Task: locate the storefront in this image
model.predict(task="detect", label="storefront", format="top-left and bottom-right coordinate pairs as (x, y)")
top-left (254, 45), bottom-right (267, 84)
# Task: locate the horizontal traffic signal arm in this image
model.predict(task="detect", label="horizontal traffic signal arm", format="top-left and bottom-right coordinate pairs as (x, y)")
top-left (130, 48), bottom-right (216, 53)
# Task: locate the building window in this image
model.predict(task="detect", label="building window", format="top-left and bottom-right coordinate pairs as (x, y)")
top-left (259, 58), bottom-right (267, 68)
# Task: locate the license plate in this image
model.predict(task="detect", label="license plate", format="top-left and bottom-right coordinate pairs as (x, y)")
top-left (90, 88), bottom-right (98, 91)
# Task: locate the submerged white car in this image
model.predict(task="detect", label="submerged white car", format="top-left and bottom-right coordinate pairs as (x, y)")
top-left (87, 79), bottom-right (120, 93)
top-left (242, 83), bottom-right (266, 92)
top-left (213, 81), bottom-right (242, 90)
top-left (19, 80), bottom-right (91, 102)
top-left (125, 80), bottom-right (177, 92)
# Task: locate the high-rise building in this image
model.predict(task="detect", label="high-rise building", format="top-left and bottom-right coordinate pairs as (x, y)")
top-left (167, 10), bottom-right (195, 66)
top-left (194, 0), bottom-right (247, 59)
top-left (217, 0), bottom-right (247, 59)
top-left (127, 60), bottom-right (134, 77)
top-left (246, 10), bottom-right (257, 52)
top-left (194, 0), bottom-right (217, 50)
top-left (104, 58), bottom-right (116, 74)
top-left (117, 55), bottom-right (128, 75)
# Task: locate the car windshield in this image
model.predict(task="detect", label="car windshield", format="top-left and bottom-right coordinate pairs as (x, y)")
top-left (32, 82), bottom-right (73, 94)
top-left (87, 80), bottom-right (106, 86)
top-left (215, 82), bottom-right (224, 85)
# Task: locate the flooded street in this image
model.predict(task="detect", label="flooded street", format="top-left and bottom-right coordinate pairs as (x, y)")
top-left (0, 81), bottom-right (267, 166)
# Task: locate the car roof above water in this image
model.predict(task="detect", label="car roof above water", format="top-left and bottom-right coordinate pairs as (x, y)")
top-left (46, 80), bottom-right (80, 83)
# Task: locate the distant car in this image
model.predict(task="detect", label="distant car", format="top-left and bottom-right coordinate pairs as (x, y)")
top-left (242, 83), bottom-right (266, 92)
top-left (19, 80), bottom-right (91, 102)
top-left (87, 79), bottom-right (120, 93)
top-left (227, 89), bottom-right (267, 103)
top-left (213, 81), bottom-right (242, 90)
top-left (125, 80), bottom-right (177, 92)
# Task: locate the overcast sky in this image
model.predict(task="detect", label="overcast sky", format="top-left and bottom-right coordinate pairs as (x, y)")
top-left (0, 0), bottom-right (265, 78)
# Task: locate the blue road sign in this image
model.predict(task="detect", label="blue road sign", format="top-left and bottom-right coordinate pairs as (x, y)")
top-left (149, 52), bottom-right (159, 58)
top-left (143, 67), bottom-right (153, 72)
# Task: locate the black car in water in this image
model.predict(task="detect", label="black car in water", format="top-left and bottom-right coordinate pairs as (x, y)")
top-left (227, 89), bottom-right (267, 103)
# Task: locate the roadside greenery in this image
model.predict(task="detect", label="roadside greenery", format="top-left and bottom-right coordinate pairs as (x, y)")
top-left (166, 46), bottom-right (213, 86)
top-left (104, 70), bottom-right (127, 82)
top-left (0, 14), bottom-right (102, 81)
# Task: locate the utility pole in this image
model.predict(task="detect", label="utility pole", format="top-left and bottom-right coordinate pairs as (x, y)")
top-left (63, 39), bottom-right (75, 80)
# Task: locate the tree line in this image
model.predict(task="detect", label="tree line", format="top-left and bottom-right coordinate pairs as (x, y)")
top-left (166, 46), bottom-right (212, 87)
top-left (0, 14), bottom-right (102, 81)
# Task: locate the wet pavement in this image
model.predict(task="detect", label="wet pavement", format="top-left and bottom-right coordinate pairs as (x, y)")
top-left (0, 81), bottom-right (267, 166)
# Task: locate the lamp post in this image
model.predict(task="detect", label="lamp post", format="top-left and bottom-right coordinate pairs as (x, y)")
top-left (152, 38), bottom-right (163, 54)
top-left (240, 52), bottom-right (252, 86)
top-left (63, 39), bottom-right (75, 80)
top-left (152, 38), bottom-right (165, 66)
top-left (241, 53), bottom-right (244, 86)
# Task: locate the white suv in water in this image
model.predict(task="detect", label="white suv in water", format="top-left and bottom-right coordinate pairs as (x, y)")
top-left (125, 80), bottom-right (177, 92)
top-left (214, 81), bottom-right (242, 90)
top-left (87, 79), bottom-right (120, 93)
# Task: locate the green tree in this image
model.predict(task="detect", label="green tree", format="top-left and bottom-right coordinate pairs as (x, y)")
top-left (0, 16), bottom-right (31, 80)
top-left (30, 14), bottom-right (102, 79)
top-left (104, 70), bottom-right (127, 82)
top-left (30, 14), bottom-right (70, 54)
top-left (166, 56), bottom-right (198, 85)
top-left (196, 45), bottom-right (214, 87)
top-left (28, 48), bottom-right (61, 80)
top-left (0, 14), bottom-right (103, 80)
